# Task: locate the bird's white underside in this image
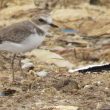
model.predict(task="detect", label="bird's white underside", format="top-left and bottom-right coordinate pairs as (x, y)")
top-left (0, 33), bottom-right (45, 53)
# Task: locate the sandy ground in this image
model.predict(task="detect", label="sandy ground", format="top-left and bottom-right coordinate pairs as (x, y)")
top-left (0, 1), bottom-right (110, 110)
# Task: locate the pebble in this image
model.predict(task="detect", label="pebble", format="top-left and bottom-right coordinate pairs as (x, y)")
top-left (42, 105), bottom-right (79, 110)
top-left (61, 28), bottom-right (78, 35)
top-left (84, 85), bottom-right (93, 89)
top-left (68, 69), bottom-right (76, 73)
top-left (93, 81), bottom-right (102, 86)
top-left (21, 58), bottom-right (34, 70)
top-left (35, 70), bottom-right (48, 77)
top-left (53, 78), bottom-right (79, 91)
top-left (105, 87), bottom-right (109, 90)
top-left (21, 58), bottom-right (31, 64)
top-left (22, 62), bottom-right (34, 70)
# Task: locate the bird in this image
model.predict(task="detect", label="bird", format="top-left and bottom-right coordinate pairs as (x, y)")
top-left (0, 15), bottom-right (58, 81)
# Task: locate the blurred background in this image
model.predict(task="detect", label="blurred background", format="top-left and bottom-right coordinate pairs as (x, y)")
top-left (0, 0), bottom-right (110, 110)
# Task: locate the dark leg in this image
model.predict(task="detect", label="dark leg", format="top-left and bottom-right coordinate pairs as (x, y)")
top-left (11, 54), bottom-right (16, 82)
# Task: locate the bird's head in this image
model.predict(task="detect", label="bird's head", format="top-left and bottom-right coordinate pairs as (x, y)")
top-left (32, 15), bottom-right (58, 33)
top-left (38, 16), bottom-right (58, 28)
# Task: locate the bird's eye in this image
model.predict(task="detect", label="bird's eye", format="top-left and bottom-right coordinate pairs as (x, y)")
top-left (38, 18), bottom-right (47, 23)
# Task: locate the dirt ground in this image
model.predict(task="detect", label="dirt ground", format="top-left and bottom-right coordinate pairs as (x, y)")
top-left (0, 0), bottom-right (110, 110)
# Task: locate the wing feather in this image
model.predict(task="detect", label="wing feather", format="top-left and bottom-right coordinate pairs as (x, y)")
top-left (0, 21), bottom-right (35, 43)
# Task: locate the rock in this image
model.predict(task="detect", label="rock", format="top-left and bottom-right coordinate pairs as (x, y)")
top-left (53, 78), bottom-right (79, 92)
top-left (21, 58), bottom-right (34, 70)
top-left (21, 58), bottom-right (31, 64)
top-left (0, 0), bottom-right (32, 8)
top-left (42, 105), bottom-right (79, 110)
top-left (40, 46), bottom-right (66, 53)
top-left (34, 0), bottom-right (89, 9)
top-left (68, 69), bottom-right (76, 73)
top-left (22, 62), bottom-right (34, 70)
top-left (52, 8), bottom-right (110, 41)
top-left (58, 35), bottom-right (89, 47)
top-left (60, 28), bottom-right (79, 35)
top-left (55, 106), bottom-right (79, 110)
top-left (84, 85), bottom-right (94, 89)
top-left (52, 9), bottom-right (89, 22)
top-left (26, 49), bottom-right (74, 69)
top-left (93, 81), bottom-right (103, 86)
top-left (33, 0), bottom-right (58, 10)
top-left (35, 70), bottom-right (48, 77)
top-left (87, 24), bottom-right (110, 37)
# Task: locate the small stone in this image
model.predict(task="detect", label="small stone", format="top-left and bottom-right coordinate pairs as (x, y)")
top-left (105, 87), bottom-right (109, 90)
top-left (84, 85), bottom-right (93, 89)
top-left (61, 28), bottom-right (78, 35)
top-left (26, 49), bottom-right (74, 69)
top-left (22, 62), bottom-right (34, 70)
top-left (35, 70), bottom-right (48, 77)
top-left (68, 69), bottom-right (76, 73)
top-left (42, 105), bottom-right (79, 110)
top-left (93, 81), bottom-right (103, 86)
top-left (55, 105), bottom-right (79, 110)
top-left (53, 78), bottom-right (79, 92)
top-left (96, 81), bottom-right (102, 85)
top-left (21, 58), bottom-right (31, 64)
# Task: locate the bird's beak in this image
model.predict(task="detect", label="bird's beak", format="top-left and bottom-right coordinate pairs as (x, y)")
top-left (50, 23), bottom-right (58, 28)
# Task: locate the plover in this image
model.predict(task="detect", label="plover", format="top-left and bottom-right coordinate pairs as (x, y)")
top-left (0, 15), bottom-right (58, 81)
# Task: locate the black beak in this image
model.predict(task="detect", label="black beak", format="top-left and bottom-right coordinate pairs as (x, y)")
top-left (50, 23), bottom-right (58, 28)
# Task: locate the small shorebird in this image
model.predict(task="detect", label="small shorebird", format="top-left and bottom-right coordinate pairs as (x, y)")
top-left (0, 15), bottom-right (58, 81)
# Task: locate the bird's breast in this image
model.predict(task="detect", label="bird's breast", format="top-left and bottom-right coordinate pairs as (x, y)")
top-left (0, 34), bottom-right (45, 53)
top-left (21, 33), bottom-right (45, 51)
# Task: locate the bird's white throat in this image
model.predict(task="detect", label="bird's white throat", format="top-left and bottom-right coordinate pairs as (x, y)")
top-left (37, 24), bottom-right (51, 34)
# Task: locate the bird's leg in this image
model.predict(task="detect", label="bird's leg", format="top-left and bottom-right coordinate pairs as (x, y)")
top-left (11, 54), bottom-right (16, 82)
top-left (18, 55), bottom-right (25, 78)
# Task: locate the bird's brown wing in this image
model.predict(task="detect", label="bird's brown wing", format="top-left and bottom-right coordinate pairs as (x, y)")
top-left (0, 21), bottom-right (35, 43)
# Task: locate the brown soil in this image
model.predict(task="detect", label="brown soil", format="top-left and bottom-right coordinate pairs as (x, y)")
top-left (0, 1), bottom-right (110, 110)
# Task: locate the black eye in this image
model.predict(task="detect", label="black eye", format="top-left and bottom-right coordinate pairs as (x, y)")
top-left (38, 18), bottom-right (47, 23)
